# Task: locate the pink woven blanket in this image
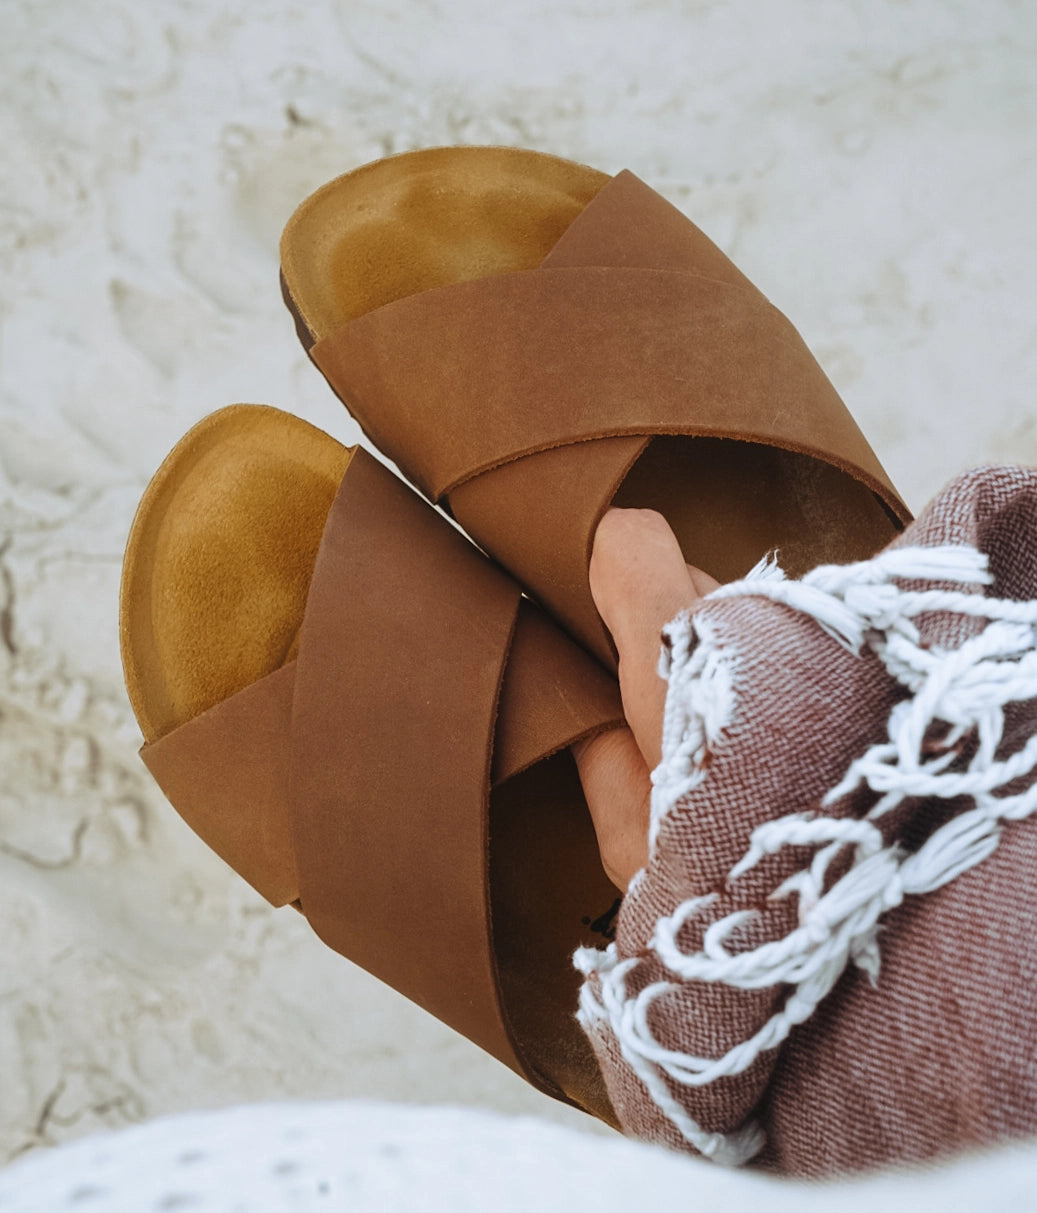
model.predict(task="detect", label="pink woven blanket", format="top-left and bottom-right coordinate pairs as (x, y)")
top-left (577, 464), bottom-right (1037, 1177)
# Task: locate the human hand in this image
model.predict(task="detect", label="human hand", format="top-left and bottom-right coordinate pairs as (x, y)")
top-left (573, 509), bottom-right (719, 891)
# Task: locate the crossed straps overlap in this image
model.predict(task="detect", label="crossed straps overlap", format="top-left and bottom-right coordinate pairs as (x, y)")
top-left (310, 171), bottom-right (910, 665)
top-left (141, 448), bottom-right (623, 1088)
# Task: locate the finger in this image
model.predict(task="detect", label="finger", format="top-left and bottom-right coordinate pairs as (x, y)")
top-left (590, 509), bottom-right (715, 770)
top-left (572, 726), bottom-right (652, 891)
top-left (688, 563), bottom-right (721, 599)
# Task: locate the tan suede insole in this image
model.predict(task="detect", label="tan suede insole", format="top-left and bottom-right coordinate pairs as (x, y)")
top-left (281, 145), bottom-right (898, 582)
top-left (120, 403), bottom-right (618, 1123)
top-left (120, 406), bottom-right (353, 743)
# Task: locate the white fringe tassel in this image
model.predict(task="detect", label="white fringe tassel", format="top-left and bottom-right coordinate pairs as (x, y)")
top-left (576, 544), bottom-right (1037, 1165)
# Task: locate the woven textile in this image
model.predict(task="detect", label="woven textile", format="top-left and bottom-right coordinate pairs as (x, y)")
top-left (577, 465), bottom-right (1037, 1177)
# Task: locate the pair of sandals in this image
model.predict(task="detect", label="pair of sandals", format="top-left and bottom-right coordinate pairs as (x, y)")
top-left (119, 146), bottom-right (910, 1128)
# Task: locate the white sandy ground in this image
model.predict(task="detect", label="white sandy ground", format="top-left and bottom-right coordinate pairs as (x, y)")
top-left (1, 1101), bottom-right (1036, 1213)
top-left (0, 0), bottom-right (1035, 1203)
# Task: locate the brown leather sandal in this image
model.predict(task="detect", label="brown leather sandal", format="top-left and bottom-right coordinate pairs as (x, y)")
top-left (120, 404), bottom-right (626, 1123)
top-left (280, 146), bottom-right (911, 668)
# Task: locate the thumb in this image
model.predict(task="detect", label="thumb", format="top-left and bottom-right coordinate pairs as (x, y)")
top-left (590, 508), bottom-right (718, 770)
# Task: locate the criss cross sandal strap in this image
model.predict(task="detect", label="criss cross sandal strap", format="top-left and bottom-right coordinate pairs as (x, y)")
top-left (141, 662), bottom-right (299, 907)
top-left (304, 167), bottom-right (911, 667)
top-left (140, 443), bottom-right (625, 1123)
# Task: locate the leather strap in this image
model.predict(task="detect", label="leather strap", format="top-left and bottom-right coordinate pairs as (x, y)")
top-left (286, 448), bottom-right (623, 1083)
top-left (288, 448), bottom-right (521, 1067)
top-left (493, 599), bottom-right (625, 785)
top-left (542, 169), bottom-right (754, 283)
top-left (141, 662), bottom-right (299, 907)
top-left (318, 265), bottom-right (896, 506)
top-left (312, 171), bottom-right (903, 515)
